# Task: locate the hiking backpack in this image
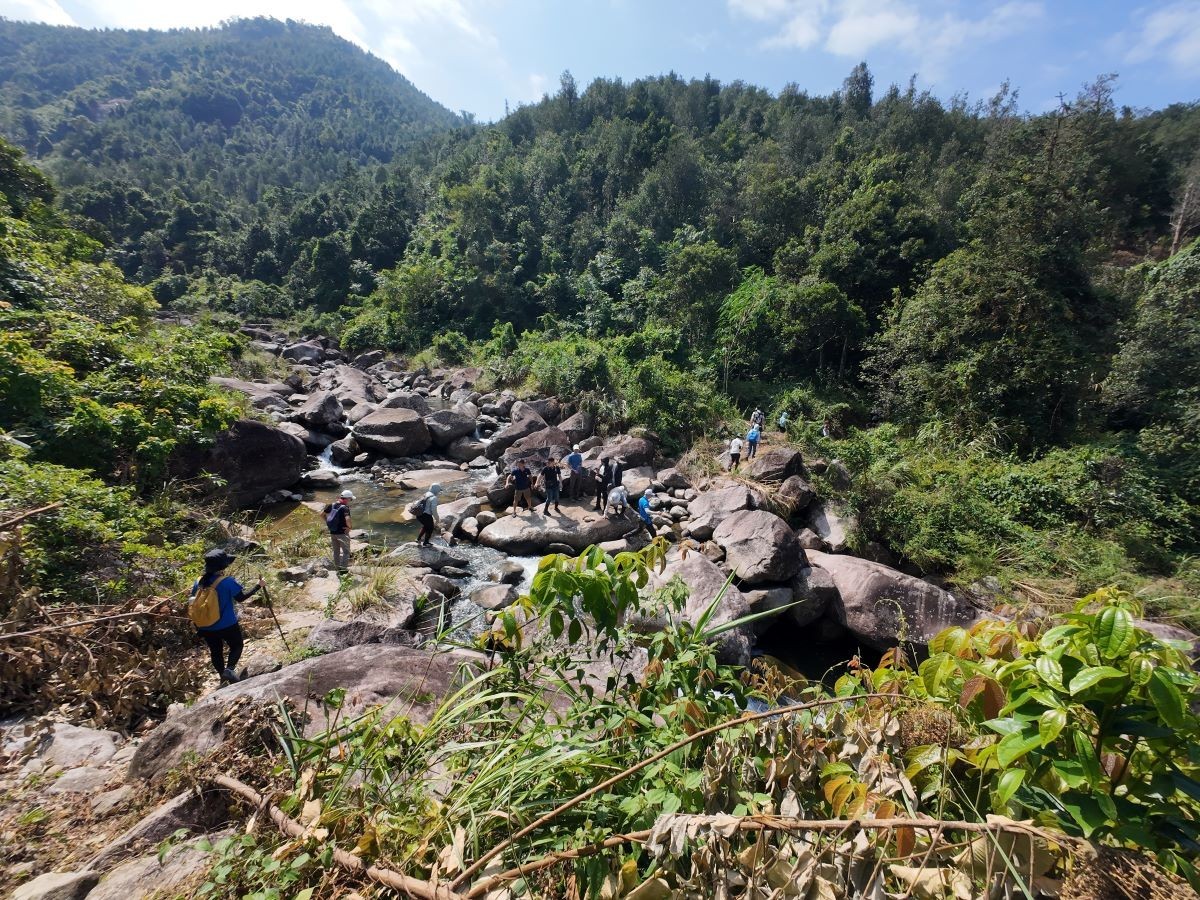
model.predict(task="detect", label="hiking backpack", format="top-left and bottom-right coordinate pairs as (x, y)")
top-left (407, 495), bottom-right (429, 517)
top-left (188, 576), bottom-right (228, 628)
top-left (325, 503), bottom-right (347, 532)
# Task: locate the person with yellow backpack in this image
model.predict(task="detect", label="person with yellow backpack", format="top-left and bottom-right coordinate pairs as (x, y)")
top-left (188, 548), bottom-right (264, 684)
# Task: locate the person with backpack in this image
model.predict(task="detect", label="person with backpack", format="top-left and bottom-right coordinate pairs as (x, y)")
top-left (325, 489), bottom-right (355, 571)
top-left (746, 424), bottom-right (761, 459)
top-left (189, 548), bottom-right (263, 684)
top-left (538, 457), bottom-right (564, 515)
top-left (565, 444), bottom-right (584, 500)
top-left (750, 407), bottom-right (766, 432)
top-left (777, 410), bottom-right (789, 432)
top-left (592, 457), bottom-right (614, 511)
top-left (636, 488), bottom-right (657, 538)
top-left (409, 483), bottom-right (443, 546)
top-left (506, 460), bottom-right (534, 516)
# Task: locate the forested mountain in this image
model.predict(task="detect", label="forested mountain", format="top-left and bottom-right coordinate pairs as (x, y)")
top-left (0, 17), bottom-right (461, 283)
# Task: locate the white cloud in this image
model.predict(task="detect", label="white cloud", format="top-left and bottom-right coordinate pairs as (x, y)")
top-left (728, 0), bottom-right (1043, 63)
top-left (0, 0), bottom-right (76, 25)
top-left (1125, 1), bottom-right (1200, 75)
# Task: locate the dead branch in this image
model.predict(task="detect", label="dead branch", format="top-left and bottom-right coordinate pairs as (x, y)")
top-left (212, 774), bottom-right (466, 900)
top-left (0, 502), bottom-right (63, 531)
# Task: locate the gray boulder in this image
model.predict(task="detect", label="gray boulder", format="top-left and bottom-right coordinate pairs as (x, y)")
top-left (281, 341), bottom-right (324, 364)
top-left (807, 502), bottom-right (853, 553)
top-left (500, 426), bottom-right (572, 471)
top-left (657, 468), bottom-right (692, 490)
top-left (293, 390), bottom-right (343, 428)
top-left (485, 407), bottom-right (548, 460)
top-left (747, 446), bottom-right (808, 483)
top-left (807, 550), bottom-right (983, 650)
top-left (478, 507), bottom-right (633, 554)
top-left (777, 475), bottom-right (816, 516)
top-left (171, 420), bottom-right (306, 509)
top-left (604, 435), bottom-right (656, 467)
top-left (277, 421), bottom-right (335, 451)
top-left (128, 645), bottom-right (481, 782)
top-left (523, 397), bottom-right (562, 424)
top-left (209, 377), bottom-right (291, 412)
top-left (10, 871), bottom-right (99, 900)
top-left (790, 565), bottom-right (838, 627)
top-left (351, 350), bottom-right (385, 369)
top-left (37, 723), bottom-right (121, 769)
top-left (646, 549), bottom-right (752, 665)
top-left (87, 838), bottom-right (216, 900)
top-left (381, 392), bottom-right (431, 416)
top-left (713, 509), bottom-right (803, 584)
top-left (329, 434), bottom-right (359, 466)
top-left (425, 409), bottom-right (477, 448)
top-left (86, 789), bottom-right (229, 871)
top-left (447, 435), bottom-right (487, 462)
top-left (306, 619), bottom-right (421, 653)
top-left (686, 482), bottom-right (761, 542)
top-left (796, 527), bottom-right (829, 551)
top-left (471, 584), bottom-right (518, 610)
top-left (354, 408), bottom-right (432, 457)
top-left (385, 542), bottom-right (469, 570)
top-left (559, 410), bottom-right (595, 445)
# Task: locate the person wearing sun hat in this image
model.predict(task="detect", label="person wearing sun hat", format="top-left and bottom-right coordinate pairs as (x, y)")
top-left (191, 548), bottom-right (263, 684)
top-left (636, 487), bottom-right (657, 538)
top-left (565, 443), bottom-right (585, 500)
top-left (326, 488), bottom-right (355, 570)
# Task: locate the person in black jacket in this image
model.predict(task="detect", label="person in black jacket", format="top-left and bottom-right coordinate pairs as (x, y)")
top-left (593, 457), bottom-right (613, 511)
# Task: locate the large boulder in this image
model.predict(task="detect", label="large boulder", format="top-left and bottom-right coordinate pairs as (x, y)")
top-left (306, 618), bottom-right (421, 653)
top-left (500, 426), bottom-right (572, 471)
top-left (129, 645), bottom-right (482, 782)
top-left (438, 496), bottom-right (485, 536)
top-left (292, 390), bottom-right (343, 428)
top-left (86, 838), bottom-right (215, 900)
top-left (685, 482), bottom-right (761, 542)
top-left (485, 407), bottom-right (548, 460)
top-left (657, 468), bottom-right (692, 491)
top-left (171, 420), bottom-right (306, 508)
top-left (747, 446), bottom-right (808, 484)
top-left (808, 502), bottom-right (853, 553)
top-left (382, 392), bottom-right (431, 416)
top-left (425, 409), bottom-right (477, 448)
top-left (209, 377), bottom-right (292, 412)
top-left (446, 367), bottom-right (483, 391)
top-left (713, 509), bottom-right (803, 584)
top-left (470, 584), bottom-right (518, 610)
top-left (10, 871), bottom-right (100, 900)
top-left (447, 435), bottom-right (486, 462)
top-left (353, 408), bottom-right (432, 457)
top-left (776, 475), bottom-right (816, 517)
top-left (646, 549), bottom-right (752, 665)
top-left (281, 340), bottom-right (325, 364)
top-left (318, 365), bottom-right (385, 424)
top-left (278, 421), bottom-right (335, 452)
top-left (36, 723), bottom-right (122, 769)
top-left (559, 410), bottom-right (595, 445)
top-left (790, 565), bottom-right (839, 627)
top-left (621, 466), bottom-right (657, 497)
top-left (328, 434), bottom-right (359, 466)
top-left (478, 506), bottom-right (633, 554)
top-left (385, 542), bottom-right (469, 570)
top-left (807, 550), bottom-right (983, 650)
top-left (604, 435), bottom-right (656, 467)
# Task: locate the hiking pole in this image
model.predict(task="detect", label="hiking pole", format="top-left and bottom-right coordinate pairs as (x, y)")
top-left (260, 583), bottom-right (291, 652)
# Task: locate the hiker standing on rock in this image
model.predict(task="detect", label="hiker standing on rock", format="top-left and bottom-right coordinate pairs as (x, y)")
top-left (636, 488), bottom-right (657, 538)
top-left (507, 460), bottom-right (534, 516)
top-left (728, 435), bottom-right (744, 471)
top-left (538, 457), bottom-right (565, 516)
top-left (593, 457), bottom-right (614, 511)
top-left (326, 489), bottom-right (355, 571)
top-left (411, 483), bottom-right (442, 546)
top-left (750, 407), bottom-right (766, 432)
top-left (565, 444), bottom-right (584, 500)
top-left (746, 424), bottom-right (761, 460)
top-left (189, 548), bottom-right (263, 684)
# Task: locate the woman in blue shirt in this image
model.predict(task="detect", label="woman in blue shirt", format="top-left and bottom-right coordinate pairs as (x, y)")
top-left (192, 548), bottom-right (264, 684)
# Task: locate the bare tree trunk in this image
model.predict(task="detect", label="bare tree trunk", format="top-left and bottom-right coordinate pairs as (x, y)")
top-left (1171, 176), bottom-right (1199, 256)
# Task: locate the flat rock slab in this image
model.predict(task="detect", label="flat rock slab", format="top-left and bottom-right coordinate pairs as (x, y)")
top-left (11, 870), bottom-right (99, 900)
top-left (129, 645), bottom-right (484, 782)
top-left (38, 723), bottom-right (121, 769)
top-left (86, 836), bottom-right (220, 900)
top-left (478, 506), bottom-right (634, 554)
top-left (47, 766), bottom-right (112, 794)
top-left (397, 468), bottom-right (470, 489)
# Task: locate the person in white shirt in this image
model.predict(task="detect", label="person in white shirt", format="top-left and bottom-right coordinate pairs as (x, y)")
top-left (729, 436), bottom-right (744, 471)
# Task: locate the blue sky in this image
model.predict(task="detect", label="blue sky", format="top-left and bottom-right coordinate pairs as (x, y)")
top-left (3, 0), bottom-right (1198, 121)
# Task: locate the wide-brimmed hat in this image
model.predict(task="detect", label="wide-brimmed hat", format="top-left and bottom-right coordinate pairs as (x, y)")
top-left (340, 489), bottom-right (356, 500)
top-left (204, 548), bottom-right (236, 570)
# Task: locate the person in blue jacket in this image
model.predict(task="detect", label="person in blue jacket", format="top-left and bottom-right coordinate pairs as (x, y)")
top-left (636, 488), bottom-right (657, 538)
top-left (746, 424), bottom-right (761, 459)
top-left (192, 548), bottom-right (263, 684)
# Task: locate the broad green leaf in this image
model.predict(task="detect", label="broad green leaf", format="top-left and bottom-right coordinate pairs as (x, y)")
top-left (1149, 669), bottom-right (1186, 729)
top-left (1068, 665), bottom-right (1127, 696)
top-left (1073, 731), bottom-right (1102, 785)
top-left (930, 627), bottom-right (971, 657)
top-left (1039, 708), bottom-right (1067, 746)
top-left (1061, 793), bottom-right (1108, 837)
top-left (920, 653), bottom-right (958, 698)
top-left (995, 768), bottom-right (1025, 806)
top-left (1094, 607), bottom-right (1136, 660)
top-left (996, 729), bottom-right (1043, 767)
top-left (1034, 655), bottom-right (1064, 690)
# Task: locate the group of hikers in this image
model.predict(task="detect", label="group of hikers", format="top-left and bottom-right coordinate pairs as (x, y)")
top-left (504, 444), bottom-right (657, 537)
top-left (190, 404), bottom-right (797, 682)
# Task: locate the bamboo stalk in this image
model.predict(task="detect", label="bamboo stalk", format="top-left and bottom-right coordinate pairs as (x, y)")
top-left (212, 775), bottom-right (466, 900)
